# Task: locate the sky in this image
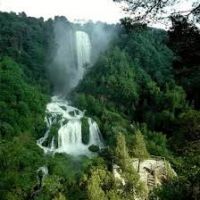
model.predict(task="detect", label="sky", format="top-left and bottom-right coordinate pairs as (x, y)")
top-left (0, 0), bottom-right (124, 23)
top-left (0, 0), bottom-right (196, 28)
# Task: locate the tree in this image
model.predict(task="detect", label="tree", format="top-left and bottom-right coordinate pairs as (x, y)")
top-left (179, 109), bottom-right (200, 141)
top-left (0, 133), bottom-right (45, 200)
top-left (87, 168), bottom-right (108, 200)
top-left (131, 130), bottom-right (150, 160)
top-left (168, 15), bottom-right (200, 108)
top-left (114, 0), bottom-right (200, 24)
top-left (0, 57), bottom-right (47, 138)
top-left (115, 133), bottom-right (130, 170)
top-left (114, 133), bottom-right (147, 199)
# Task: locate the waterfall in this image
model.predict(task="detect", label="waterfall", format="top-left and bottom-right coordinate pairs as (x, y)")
top-left (37, 30), bottom-right (103, 156)
top-left (88, 118), bottom-right (103, 146)
top-left (76, 31), bottom-right (91, 74)
top-left (37, 96), bottom-right (104, 156)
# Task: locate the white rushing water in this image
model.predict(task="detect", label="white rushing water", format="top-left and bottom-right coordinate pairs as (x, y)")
top-left (37, 31), bottom-right (102, 156)
top-left (76, 31), bottom-right (91, 81)
top-left (37, 96), bottom-right (104, 156)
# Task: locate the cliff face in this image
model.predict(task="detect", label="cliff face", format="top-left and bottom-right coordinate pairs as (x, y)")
top-left (132, 158), bottom-right (176, 190)
top-left (113, 157), bottom-right (176, 195)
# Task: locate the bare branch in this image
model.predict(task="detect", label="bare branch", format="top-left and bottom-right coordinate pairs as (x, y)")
top-left (114, 0), bottom-right (200, 24)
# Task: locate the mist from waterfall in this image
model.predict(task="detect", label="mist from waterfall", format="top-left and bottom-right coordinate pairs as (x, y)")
top-left (48, 19), bottom-right (116, 96)
top-left (48, 20), bottom-right (77, 95)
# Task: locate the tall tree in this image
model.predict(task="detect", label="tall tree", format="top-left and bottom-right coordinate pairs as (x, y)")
top-left (168, 15), bottom-right (200, 108)
top-left (131, 130), bottom-right (150, 160)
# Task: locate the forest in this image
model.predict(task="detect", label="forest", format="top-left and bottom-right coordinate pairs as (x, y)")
top-left (0, 3), bottom-right (200, 200)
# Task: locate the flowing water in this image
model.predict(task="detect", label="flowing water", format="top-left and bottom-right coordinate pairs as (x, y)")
top-left (76, 31), bottom-right (91, 81)
top-left (37, 31), bottom-right (103, 156)
top-left (37, 96), bottom-right (103, 156)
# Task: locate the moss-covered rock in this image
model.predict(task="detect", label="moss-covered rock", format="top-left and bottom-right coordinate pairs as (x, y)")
top-left (81, 117), bottom-right (89, 144)
top-left (89, 145), bottom-right (100, 153)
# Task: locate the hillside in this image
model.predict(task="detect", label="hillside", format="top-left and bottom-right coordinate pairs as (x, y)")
top-left (0, 12), bottom-right (199, 200)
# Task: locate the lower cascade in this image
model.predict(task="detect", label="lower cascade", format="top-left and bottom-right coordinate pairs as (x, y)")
top-left (37, 96), bottom-right (104, 156)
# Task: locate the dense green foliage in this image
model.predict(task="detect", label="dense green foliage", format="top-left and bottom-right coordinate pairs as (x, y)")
top-left (0, 57), bottom-right (47, 138)
top-left (168, 16), bottom-right (200, 108)
top-left (73, 24), bottom-right (200, 199)
top-left (0, 11), bottom-right (199, 200)
top-left (74, 27), bottom-right (188, 137)
top-left (0, 12), bottom-right (50, 199)
top-left (0, 12), bottom-right (52, 88)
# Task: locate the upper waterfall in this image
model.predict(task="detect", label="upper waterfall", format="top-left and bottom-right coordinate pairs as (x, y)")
top-left (71, 31), bottom-right (91, 92)
top-left (75, 31), bottom-right (91, 82)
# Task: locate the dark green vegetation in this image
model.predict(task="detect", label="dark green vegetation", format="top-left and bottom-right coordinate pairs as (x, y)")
top-left (0, 11), bottom-right (200, 200)
top-left (168, 16), bottom-right (200, 108)
top-left (73, 22), bottom-right (200, 199)
top-left (0, 12), bottom-right (50, 199)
